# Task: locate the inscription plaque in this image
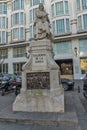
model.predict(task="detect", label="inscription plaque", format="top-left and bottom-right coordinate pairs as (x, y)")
top-left (32, 53), bottom-right (46, 66)
top-left (27, 72), bottom-right (50, 89)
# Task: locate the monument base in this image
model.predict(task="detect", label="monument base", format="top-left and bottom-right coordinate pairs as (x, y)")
top-left (13, 39), bottom-right (64, 113)
top-left (13, 87), bottom-right (64, 112)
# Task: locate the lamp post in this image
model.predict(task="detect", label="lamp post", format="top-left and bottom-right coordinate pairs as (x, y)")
top-left (74, 47), bottom-right (78, 57)
top-left (73, 46), bottom-right (81, 79)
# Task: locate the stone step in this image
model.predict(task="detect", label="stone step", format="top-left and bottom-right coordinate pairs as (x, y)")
top-left (0, 112), bottom-right (78, 126)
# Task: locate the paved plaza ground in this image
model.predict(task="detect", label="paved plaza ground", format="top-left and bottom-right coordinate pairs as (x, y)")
top-left (0, 80), bottom-right (87, 130)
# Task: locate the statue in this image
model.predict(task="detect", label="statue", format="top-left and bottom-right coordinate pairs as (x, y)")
top-left (34, 3), bottom-right (52, 40)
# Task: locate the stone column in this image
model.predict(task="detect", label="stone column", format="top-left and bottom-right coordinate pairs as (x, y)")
top-left (69, 0), bottom-right (77, 34)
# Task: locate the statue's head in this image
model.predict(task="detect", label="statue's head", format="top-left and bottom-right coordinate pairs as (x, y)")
top-left (39, 3), bottom-right (44, 11)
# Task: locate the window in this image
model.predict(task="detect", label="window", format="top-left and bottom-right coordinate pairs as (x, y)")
top-left (51, 0), bottom-right (69, 17)
top-left (41, 0), bottom-right (44, 4)
top-left (13, 0), bottom-right (24, 11)
top-left (79, 39), bottom-right (87, 53)
top-left (0, 31), bottom-right (6, 43)
top-left (13, 28), bottom-right (19, 40)
top-left (20, 12), bottom-right (24, 24)
top-left (0, 17), bottom-right (6, 29)
top-left (0, 49), bottom-right (8, 59)
top-left (55, 2), bottom-right (64, 16)
top-left (51, 4), bottom-right (54, 17)
top-left (2, 17), bottom-right (6, 28)
top-left (29, 8), bottom-right (38, 23)
top-left (78, 14), bottom-right (87, 31)
top-left (66, 19), bottom-right (70, 32)
top-left (21, 0), bottom-right (24, 9)
top-left (12, 27), bottom-right (25, 41)
top-left (76, 0), bottom-right (80, 11)
top-left (0, 63), bottom-right (8, 73)
top-left (20, 27), bottom-right (25, 39)
top-left (83, 14), bottom-right (87, 30)
top-left (78, 16), bottom-right (82, 31)
top-left (65, 1), bottom-right (69, 14)
top-left (0, 3), bottom-right (7, 14)
top-left (2, 31), bottom-right (6, 43)
top-left (12, 12), bottom-right (25, 26)
top-left (3, 3), bottom-right (7, 14)
top-left (14, 0), bottom-right (19, 10)
top-left (56, 19), bottom-right (65, 34)
top-left (53, 18), bottom-right (70, 35)
top-left (13, 46), bottom-right (26, 58)
top-left (30, 0), bottom-right (44, 6)
top-left (13, 62), bottom-right (25, 76)
top-left (54, 41), bottom-right (72, 55)
top-left (33, 0), bottom-right (40, 5)
top-left (14, 13), bottom-right (19, 25)
top-left (56, 60), bottom-right (73, 75)
top-left (80, 57), bottom-right (87, 74)
top-left (82, 0), bottom-right (87, 10)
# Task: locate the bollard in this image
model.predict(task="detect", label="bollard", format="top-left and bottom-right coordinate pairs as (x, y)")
top-left (78, 85), bottom-right (80, 93)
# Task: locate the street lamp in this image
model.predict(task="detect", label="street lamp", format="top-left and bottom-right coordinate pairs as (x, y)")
top-left (74, 47), bottom-right (78, 56)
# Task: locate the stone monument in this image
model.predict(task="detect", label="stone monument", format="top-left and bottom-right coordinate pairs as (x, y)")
top-left (13, 3), bottom-right (64, 112)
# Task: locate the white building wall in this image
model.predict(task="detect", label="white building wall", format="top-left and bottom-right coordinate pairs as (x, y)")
top-left (72, 39), bottom-right (81, 79)
top-left (8, 47), bottom-right (13, 74)
top-left (7, 0), bottom-right (11, 44)
top-left (25, 0), bottom-right (30, 41)
top-left (0, 0), bottom-right (87, 79)
top-left (69, 0), bottom-right (77, 34)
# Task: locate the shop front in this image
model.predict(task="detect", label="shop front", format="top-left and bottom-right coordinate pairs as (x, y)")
top-left (55, 59), bottom-right (73, 79)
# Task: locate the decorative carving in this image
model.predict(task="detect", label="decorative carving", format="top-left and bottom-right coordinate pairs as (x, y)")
top-left (27, 72), bottom-right (50, 89)
top-left (22, 52), bottom-right (32, 71)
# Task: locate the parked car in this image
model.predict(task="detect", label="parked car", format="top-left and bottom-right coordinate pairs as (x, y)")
top-left (61, 78), bottom-right (74, 91)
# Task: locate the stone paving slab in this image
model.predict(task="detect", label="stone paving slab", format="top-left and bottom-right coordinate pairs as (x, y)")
top-left (0, 92), bottom-right (78, 126)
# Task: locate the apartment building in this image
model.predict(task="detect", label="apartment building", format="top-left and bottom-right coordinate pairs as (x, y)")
top-left (0, 0), bottom-right (87, 79)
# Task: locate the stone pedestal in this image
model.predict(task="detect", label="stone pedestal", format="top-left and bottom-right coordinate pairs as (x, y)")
top-left (13, 39), bottom-right (64, 112)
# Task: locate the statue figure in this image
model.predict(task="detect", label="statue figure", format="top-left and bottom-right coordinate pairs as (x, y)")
top-left (34, 3), bottom-right (52, 40)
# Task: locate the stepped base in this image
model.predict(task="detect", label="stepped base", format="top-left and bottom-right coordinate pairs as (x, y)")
top-left (13, 88), bottom-right (64, 112)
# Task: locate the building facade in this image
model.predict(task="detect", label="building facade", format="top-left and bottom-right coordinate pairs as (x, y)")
top-left (0, 0), bottom-right (87, 79)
